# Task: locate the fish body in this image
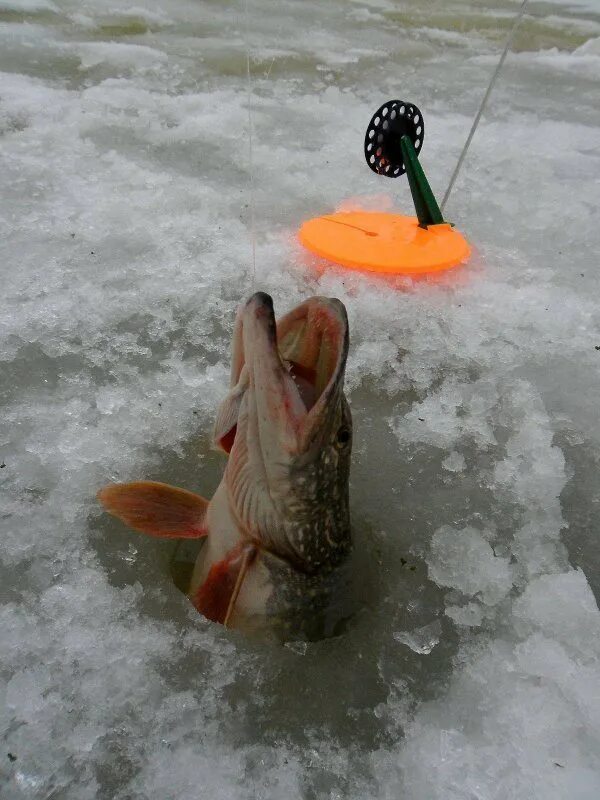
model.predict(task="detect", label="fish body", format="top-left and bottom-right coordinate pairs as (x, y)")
top-left (98, 293), bottom-right (353, 639)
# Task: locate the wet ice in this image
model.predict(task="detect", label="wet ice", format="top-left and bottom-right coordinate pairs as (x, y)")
top-left (1, 0), bottom-right (600, 797)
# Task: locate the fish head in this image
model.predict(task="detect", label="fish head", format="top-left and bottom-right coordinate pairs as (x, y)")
top-left (214, 292), bottom-right (352, 574)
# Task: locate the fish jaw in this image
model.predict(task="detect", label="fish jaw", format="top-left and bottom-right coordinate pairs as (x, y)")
top-left (213, 292), bottom-right (352, 575)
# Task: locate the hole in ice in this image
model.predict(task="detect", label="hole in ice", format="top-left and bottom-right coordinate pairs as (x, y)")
top-left (85, 362), bottom-right (501, 761)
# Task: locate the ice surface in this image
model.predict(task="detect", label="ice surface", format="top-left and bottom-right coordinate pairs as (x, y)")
top-left (1, 0), bottom-right (600, 797)
top-left (427, 526), bottom-right (513, 605)
top-left (394, 619), bottom-right (442, 654)
top-left (0, 0), bottom-right (58, 10)
top-left (444, 601), bottom-right (484, 627)
top-left (75, 42), bottom-right (169, 71)
top-left (441, 451), bottom-right (466, 472)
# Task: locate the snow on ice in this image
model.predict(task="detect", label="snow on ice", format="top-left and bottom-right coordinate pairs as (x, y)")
top-left (1, 0), bottom-right (600, 798)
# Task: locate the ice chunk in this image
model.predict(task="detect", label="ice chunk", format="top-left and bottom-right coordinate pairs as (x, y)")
top-left (390, 378), bottom-right (497, 450)
top-left (514, 633), bottom-right (576, 682)
top-left (493, 398), bottom-right (566, 515)
top-left (75, 42), bottom-right (169, 71)
top-left (6, 666), bottom-right (52, 723)
top-left (445, 602), bottom-right (484, 627)
top-left (574, 36), bottom-right (600, 55)
top-left (394, 619), bottom-right (442, 654)
top-left (428, 526), bottom-right (513, 605)
top-left (284, 640), bottom-right (309, 656)
top-left (512, 520), bottom-right (568, 580)
top-left (441, 451), bottom-right (466, 472)
top-left (512, 570), bottom-right (600, 650)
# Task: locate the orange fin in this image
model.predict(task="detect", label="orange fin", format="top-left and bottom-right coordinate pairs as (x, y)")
top-left (191, 543), bottom-right (256, 625)
top-left (213, 367), bottom-right (248, 454)
top-left (97, 481), bottom-right (209, 539)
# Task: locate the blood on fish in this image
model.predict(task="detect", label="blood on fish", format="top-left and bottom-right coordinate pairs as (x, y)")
top-left (219, 424), bottom-right (237, 454)
top-left (192, 543), bottom-right (257, 624)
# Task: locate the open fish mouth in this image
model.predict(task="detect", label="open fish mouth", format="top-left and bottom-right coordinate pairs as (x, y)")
top-left (215, 292), bottom-right (349, 454)
top-left (275, 293), bottom-right (349, 422)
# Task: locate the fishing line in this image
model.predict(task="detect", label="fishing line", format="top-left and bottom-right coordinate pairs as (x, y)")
top-left (244, 0), bottom-right (257, 292)
top-left (440, 0), bottom-right (529, 213)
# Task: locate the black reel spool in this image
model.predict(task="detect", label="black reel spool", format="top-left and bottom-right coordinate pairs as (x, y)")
top-left (364, 100), bottom-right (424, 177)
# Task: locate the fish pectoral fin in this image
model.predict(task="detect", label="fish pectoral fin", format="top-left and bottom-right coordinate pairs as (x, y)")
top-left (191, 543), bottom-right (257, 625)
top-left (97, 481), bottom-right (209, 538)
top-left (213, 381), bottom-right (246, 454)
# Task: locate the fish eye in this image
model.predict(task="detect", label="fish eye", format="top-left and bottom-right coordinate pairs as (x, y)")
top-left (336, 426), bottom-right (351, 447)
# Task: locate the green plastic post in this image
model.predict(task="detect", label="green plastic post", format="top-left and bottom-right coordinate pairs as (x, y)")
top-left (400, 135), bottom-right (444, 228)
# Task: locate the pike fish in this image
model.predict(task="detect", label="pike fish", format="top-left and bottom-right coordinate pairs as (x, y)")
top-left (98, 292), bottom-right (353, 639)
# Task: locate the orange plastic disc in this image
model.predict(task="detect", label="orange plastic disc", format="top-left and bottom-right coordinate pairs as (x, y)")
top-left (299, 211), bottom-right (470, 275)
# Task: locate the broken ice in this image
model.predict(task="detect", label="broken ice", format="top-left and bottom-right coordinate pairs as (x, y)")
top-left (428, 526), bottom-right (513, 605)
top-left (1, 0), bottom-right (600, 798)
top-left (394, 619), bottom-right (443, 655)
